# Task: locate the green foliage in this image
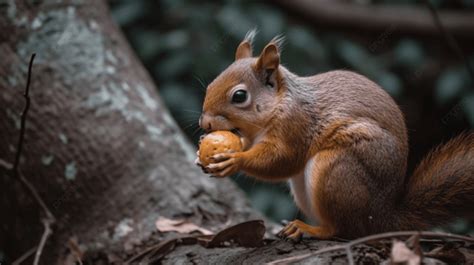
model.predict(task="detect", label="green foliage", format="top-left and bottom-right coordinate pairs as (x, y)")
top-left (249, 186), bottom-right (298, 221)
top-left (393, 39), bottom-right (424, 69)
top-left (435, 67), bottom-right (469, 105)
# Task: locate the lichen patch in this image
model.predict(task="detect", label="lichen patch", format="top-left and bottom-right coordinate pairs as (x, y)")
top-left (65, 162), bottom-right (77, 181)
top-left (41, 155), bottom-right (54, 166)
top-left (16, 7), bottom-right (111, 86)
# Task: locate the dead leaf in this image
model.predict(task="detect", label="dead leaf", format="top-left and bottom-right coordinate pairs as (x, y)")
top-left (204, 220), bottom-right (265, 248)
top-left (128, 220), bottom-right (266, 263)
top-left (391, 240), bottom-right (421, 265)
top-left (155, 217), bottom-right (213, 235)
top-left (405, 233), bottom-right (422, 258)
top-left (426, 243), bottom-right (466, 264)
top-left (67, 237), bottom-right (83, 264)
top-left (459, 248), bottom-right (474, 264)
top-left (125, 236), bottom-right (204, 264)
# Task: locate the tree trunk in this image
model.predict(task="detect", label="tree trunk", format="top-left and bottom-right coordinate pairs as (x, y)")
top-left (0, 0), bottom-right (260, 262)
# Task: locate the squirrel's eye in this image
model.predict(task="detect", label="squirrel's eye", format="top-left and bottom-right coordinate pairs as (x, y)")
top-left (232, 89), bottom-right (248, 104)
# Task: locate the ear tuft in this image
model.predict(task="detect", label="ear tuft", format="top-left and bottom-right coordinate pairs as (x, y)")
top-left (235, 28), bottom-right (258, 61)
top-left (269, 34), bottom-right (285, 51)
top-left (244, 28), bottom-right (258, 44)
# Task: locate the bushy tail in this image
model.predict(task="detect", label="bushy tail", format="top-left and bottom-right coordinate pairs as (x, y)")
top-left (398, 132), bottom-right (474, 230)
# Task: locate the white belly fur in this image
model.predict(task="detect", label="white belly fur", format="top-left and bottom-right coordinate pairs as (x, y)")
top-left (288, 156), bottom-right (317, 220)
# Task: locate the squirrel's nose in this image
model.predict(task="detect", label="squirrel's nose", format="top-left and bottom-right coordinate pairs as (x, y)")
top-left (200, 114), bottom-right (213, 133)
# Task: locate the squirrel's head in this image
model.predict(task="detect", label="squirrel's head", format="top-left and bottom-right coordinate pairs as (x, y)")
top-left (200, 30), bottom-right (285, 144)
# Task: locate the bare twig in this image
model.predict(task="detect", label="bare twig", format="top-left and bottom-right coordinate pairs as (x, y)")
top-left (0, 158), bottom-right (13, 170)
top-left (68, 240), bottom-right (84, 265)
top-left (14, 54), bottom-right (56, 223)
top-left (11, 53), bottom-right (35, 179)
top-left (345, 246), bottom-right (355, 265)
top-left (12, 246), bottom-right (37, 265)
top-left (423, 0), bottom-right (474, 84)
top-left (267, 231), bottom-right (474, 264)
top-left (9, 53), bottom-right (56, 265)
top-left (33, 218), bottom-right (53, 265)
top-left (19, 169), bottom-right (55, 221)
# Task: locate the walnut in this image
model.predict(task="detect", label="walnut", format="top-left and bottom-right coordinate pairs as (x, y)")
top-left (199, 131), bottom-right (242, 167)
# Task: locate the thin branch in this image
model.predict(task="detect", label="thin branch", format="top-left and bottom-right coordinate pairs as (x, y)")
top-left (267, 231), bottom-right (474, 264)
top-left (12, 246), bottom-right (37, 265)
top-left (0, 158), bottom-right (13, 171)
top-left (12, 53), bottom-right (35, 180)
top-left (67, 238), bottom-right (84, 265)
top-left (33, 218), bottom-right (53, 265)
top-left (11, 54), bottom-right (55, 221)
top-left (423, 0), bottom-right (474, 84)
top-left (19, 169), bottom-right (55, 221)
top-left (345, 246), bottom-right (355, 265)
top-left (10, 53), bottom-right (56, 265)
top-left (270, 0), bottom-right (474, 38)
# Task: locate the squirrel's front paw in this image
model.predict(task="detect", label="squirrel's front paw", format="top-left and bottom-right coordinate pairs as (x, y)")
top-left (205, 152), bottom-right (242, 177)
top-left (195, 150), bottom-right (209, 174)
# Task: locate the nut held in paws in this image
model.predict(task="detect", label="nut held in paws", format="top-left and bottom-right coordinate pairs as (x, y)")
top-left (199, 131), bottom-right (242, 167)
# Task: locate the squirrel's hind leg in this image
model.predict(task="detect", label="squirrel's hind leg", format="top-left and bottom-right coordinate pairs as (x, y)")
top-left (277, 219), bottom-right (335, 241)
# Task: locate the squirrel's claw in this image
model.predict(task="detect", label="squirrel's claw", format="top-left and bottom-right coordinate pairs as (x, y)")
top-left (194, 157), bottom-right (201, 166)
top-left (206, 153), bottom-right (241, 177)
top-left (195, 150), bottom-right (202, 166)
top-left (277, 220), bottom-right (334, 241)
top-left (194, 153), bottom-right (209, 174)
top-left (277, 220), bottom-right (304, 242)
top-left (210, 153), bottom-right (232, 163)
top-left (287, 230), bottom-right (303, 242)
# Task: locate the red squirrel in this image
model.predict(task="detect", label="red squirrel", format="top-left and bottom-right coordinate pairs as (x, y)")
top-left (195, 30), bottom-right (474, 240)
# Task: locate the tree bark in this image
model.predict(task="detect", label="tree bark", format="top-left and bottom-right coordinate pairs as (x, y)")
top-left (0, 0), bottom-right (260, 262)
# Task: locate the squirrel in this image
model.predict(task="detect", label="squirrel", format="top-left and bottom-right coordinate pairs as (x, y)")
top-left (195, 29), bottom-right (474, 240)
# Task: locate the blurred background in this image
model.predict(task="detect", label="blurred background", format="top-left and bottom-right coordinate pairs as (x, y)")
top-left (109, 0), bottom-right (473, 232)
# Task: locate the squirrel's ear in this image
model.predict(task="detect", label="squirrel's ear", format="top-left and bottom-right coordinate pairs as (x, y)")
top-left (235, 29), bottom-right (257, 61)
top-left (255, 35), bottom-right (284, 72)
top-left (235, 42), bottom-right (252, 60)
top-left (255, 44), bottom-right (279, 72)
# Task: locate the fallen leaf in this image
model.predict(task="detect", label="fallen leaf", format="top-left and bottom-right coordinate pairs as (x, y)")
top-left (391, 240), bottom-right (421, 265)
top-left (459, 248), bottom-right (474, 264)
top-left (128, 220), bottom-right (266, 263)
top-left (125, 236), bottom-right (203, 264)
top-left (426, 243), bottom-right (466, 264)
top-left (155, 217), bottom-right (213, 235)
top-left (205, 220), bottom-right (265, 248)
top-left (405, 233), bottom-right (422, 258)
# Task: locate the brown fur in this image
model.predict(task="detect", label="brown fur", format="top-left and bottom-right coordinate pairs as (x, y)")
top-left (396, 133), bottom-right (474, 230)
top-left (200, 32), bottom-right (474, 239)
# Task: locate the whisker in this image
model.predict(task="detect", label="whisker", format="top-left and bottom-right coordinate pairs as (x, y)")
top-left (179, 116), bottom-right (200, 122)
top-left (181, 109), bottom-right (202, 115)
top-left (192, 125), bottom-right (204, 136)
top-left (193, 74), bottom-right (208, 89)
top-left (177, 115), bottom-right (200, 122)
top-left (193, 74), bottom-right (208, 93)
top-left (179, 119), bottom-right (200, 127)
top-left (183, 122), bottom-right (199, 131)
top-left (178, 111), bottom-right (201, 119)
